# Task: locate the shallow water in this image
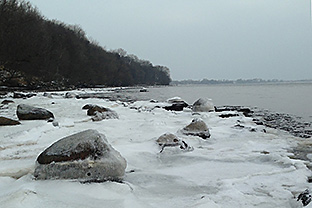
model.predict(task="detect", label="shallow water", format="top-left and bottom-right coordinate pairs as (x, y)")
top-left (138, 83), bottom-right (312, 122)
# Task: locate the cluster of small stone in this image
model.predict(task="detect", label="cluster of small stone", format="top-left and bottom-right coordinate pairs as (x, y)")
top-left (251, 109), bottom-right (311, 138)
top-left (215, 105), bottom-right (311, 139)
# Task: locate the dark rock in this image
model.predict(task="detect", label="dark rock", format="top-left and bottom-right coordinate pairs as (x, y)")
top-left (234, 124), bottom-right (245, 129)
top-left (163, 103), bottom-right (187, 111)
top-left (34, 129), bottom-right (127, 182)
top-left (193, 98), bottom-right (215, 112)
top-left (181, 118), bottom-right (211, 139)
top-left (17, 104), bottom-right (54, 120)
top-left (297, 189), bottom-right (311, 206)
top-left (13, 92), bottom-right (26, 99)
top-left (1, 100), bottom-right (14, 105)
top-left (47, 118), bottom-right (54, 122)
top-left (0, 116), bottom-right (21, 126)
top-left (13, 92), bottom-right (36, 99)
top-left (150, 99), bottom-right (158, 103)
top-left (76, 93), bottom-right (111, 99)
top-left (164, 97), bottom-right (189, 111)
top-left (82, 104), bottom-right (94, 110)
top-left (215, 106), bottom-right (253, 117)
top-left (26, 93), bottom-right (37, 98)
top-left (87, 105), bottom-right (108, 116)
top-left (253, 119), bottom-right (264, 125)
top-left (219, 113), bottom-right (239, 118)
top-left (167, 97), bottom-right (187, 105)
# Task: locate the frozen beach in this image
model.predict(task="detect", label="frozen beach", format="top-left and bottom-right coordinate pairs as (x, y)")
top-left (0, 89), bottom-right (311, 208)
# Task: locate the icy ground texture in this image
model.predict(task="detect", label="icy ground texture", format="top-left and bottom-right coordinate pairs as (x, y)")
top-left (0, 92), bottom-right (311, 208)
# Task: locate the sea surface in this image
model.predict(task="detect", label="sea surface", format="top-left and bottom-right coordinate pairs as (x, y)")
top-left (136, 82), bottom-right (312, 122)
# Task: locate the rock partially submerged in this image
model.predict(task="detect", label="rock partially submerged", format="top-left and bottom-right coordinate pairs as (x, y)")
top-left (17, 104), bottom-right (54, 120)
top-left (215, 106), bottom-right (253, 117)
top-left (156, 133), bottom-right (192, 153)
top-left (193, 98), bottom-right (215, 112)
top-left (181, 118), bottom-right (211, 139)
top-left (0, 116), bottom-right (21, 126)
top-left (82, 104), bottom-right (119, 121)
top-left (34, 129), bottom-right (127, 182)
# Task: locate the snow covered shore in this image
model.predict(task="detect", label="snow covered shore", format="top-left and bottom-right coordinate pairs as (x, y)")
top-left (0, 90), bottom-right (311, 207)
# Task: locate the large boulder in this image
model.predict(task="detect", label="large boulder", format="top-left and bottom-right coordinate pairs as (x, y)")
top-left (181, 118), bottom-right (211, 139)
top-left (17, 104), bottom-right (54, 120)
top-left (192, 98), bottom-right (215, 112)
top-left (34, 129), bottom-right (127, 182)
top-left (82, 104), bottom-right (119, 121)
top-left (0, 116), bottom-right (21, 126)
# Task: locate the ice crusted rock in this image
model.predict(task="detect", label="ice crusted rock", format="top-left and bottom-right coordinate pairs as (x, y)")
top-left (82, 104), bottom-right (119, 121)
top-left (34, 129), bottom-right (127, 182)
top-left (192, 98), bottom-right (215, 112)
top-left (17, 104), bottom-right (54, 120)
top-left (156, 133), bottom-right (192, 153)
top-left (163, 97), bottom-right (189, 111)
top-left (181, 118), bottom-right (211, 139)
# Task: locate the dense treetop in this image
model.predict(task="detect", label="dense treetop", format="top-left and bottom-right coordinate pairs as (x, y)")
top-left (0, 0), bottom-right (171, 89)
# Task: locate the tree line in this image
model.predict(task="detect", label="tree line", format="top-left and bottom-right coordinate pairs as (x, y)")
top-left (0, 0), bottom-right (171, 89)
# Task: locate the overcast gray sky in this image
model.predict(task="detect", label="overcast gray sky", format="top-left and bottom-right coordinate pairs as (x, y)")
top-left (28, 0), bottom-right (312, 81)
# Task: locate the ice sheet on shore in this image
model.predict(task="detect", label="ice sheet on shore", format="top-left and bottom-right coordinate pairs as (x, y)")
top-left (0, 92), bottom-right (311, 208)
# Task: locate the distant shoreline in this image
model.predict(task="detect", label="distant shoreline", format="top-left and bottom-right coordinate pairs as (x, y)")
top-left (171, 79), bottom-right (312, 86)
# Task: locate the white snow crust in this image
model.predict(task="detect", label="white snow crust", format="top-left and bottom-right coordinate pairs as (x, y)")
top-left (0, 90), bottom-right (311, 208)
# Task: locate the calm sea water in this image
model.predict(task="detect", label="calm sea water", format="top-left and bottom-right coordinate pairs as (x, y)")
top-left (136, 83), bottom-right (312, 122)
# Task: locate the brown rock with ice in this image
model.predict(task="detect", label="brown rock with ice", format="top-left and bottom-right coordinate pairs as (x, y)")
top-left (82, 104), bottom-right (119, 121)
top-left (181, 118), bottom-right (211, 139)
top-left (156, 133), bottom-right (192, 153)
top-left (0, 116), bottom-right (21, 126)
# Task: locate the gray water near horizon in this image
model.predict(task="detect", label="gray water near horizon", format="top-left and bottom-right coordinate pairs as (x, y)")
top-left (135, 83), bottom-right (312, 123)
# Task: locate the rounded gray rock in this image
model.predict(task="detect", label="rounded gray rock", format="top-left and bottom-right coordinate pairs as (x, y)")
top-left (193, 98), bottom-right (215, 112)
top-left (34, 129), bottom-right (127, 182)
